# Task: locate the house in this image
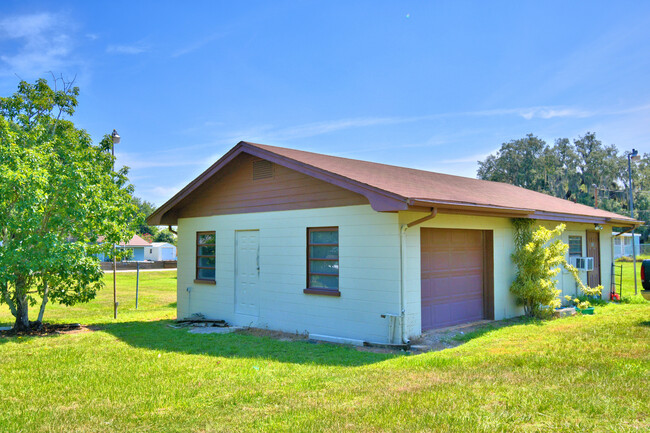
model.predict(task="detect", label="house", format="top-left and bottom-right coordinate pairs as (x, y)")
top-left (612, 232), bottom-right (642, 259)
top-left (97, 234), bottom-right (151, 262)
top-left (144, 242), bottom-right (177, 261)
top-left (147, 141), bottom-right (640, 345)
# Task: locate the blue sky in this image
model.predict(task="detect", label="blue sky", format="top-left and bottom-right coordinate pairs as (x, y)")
top-left (1, 1), bottom-right (650, 206)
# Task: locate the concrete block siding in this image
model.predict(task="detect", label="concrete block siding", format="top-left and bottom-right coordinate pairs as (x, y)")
top-left (178, 205), bottom-right (401, 344)
top-left (179, 204), bottom-right (616, 343)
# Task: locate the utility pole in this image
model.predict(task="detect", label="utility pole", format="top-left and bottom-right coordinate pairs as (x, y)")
top-left (627, 149), bottom-right (640, 296)
top-left (112, 129), bottom-right (121, 318)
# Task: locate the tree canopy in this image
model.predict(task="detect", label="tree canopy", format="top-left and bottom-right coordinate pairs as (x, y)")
top-left (0, 77), bottom-right (140, 330)
top-left (477, 132), bottom-right (649, 238)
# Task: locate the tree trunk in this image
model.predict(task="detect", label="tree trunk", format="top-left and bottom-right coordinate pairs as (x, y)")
top-left (35, 280), bottom-right (49, 326)
top-left (13, 277), bottom-right (30, 331)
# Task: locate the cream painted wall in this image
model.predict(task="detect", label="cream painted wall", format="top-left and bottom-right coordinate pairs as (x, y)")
top-left (177, 204), bottom-right (401, 343)
top-left (399, 212), bottom-right (615, 340)
top-left (538, 221), bottom-right (613, 301)
top-left (398, 212), bottom-right (519, 339)
top-left (177, 204), bottom-right (616, 344)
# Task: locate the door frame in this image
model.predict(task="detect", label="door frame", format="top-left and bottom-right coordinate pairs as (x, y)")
top-left (234, 229), bottom-right (260, 317)
top-left (482, 230), bottom-right (495, 320)
top-left (586, 230), bottom-right (601, 287)
top-left (420, 228), bottom-right (495, 332)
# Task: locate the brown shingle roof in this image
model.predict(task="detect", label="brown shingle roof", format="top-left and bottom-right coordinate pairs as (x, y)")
top-left (147, 141), bottom-right (639, 226)
top-left (245, 142), bottom-right (637, 224)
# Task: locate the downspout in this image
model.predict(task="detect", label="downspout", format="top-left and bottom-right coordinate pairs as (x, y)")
top-left (399, 224), bottom-right (408, 344)
top-left (398, 208), bottom-right (437, 344)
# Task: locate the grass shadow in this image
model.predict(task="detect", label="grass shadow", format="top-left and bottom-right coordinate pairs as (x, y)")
top-left (101, 320), bottom-right (399, 367)
top-left (638, 320), bottom-right (650, 327)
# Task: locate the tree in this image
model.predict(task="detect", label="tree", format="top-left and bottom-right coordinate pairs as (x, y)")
top-left (477, 134), bottom-right (550, 192)
top-left (153, 230), bottom-right (176, 245)
top-left (478, 132), bottom-right (650, 240)
top-left (132, 197), bottom-right (158, 236)
top-left (0, 77), bottom-right (140, 331)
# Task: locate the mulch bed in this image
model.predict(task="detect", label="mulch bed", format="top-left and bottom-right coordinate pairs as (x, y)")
top-left (0, 323), bottom-right (94, 337)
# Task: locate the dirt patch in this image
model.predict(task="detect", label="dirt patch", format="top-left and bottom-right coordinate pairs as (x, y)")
top-left (0, 323), bottom-right (94, 337)
top-left (410, 317), bottom-right (529, 353)
top-left (235, 327), bottom-right (308, 342)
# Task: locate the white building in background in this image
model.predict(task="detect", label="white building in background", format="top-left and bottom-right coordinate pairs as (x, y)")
top-left (613, 232), bottom-right (642, 259)
top-left (144, 242), bottom-right (177, 261)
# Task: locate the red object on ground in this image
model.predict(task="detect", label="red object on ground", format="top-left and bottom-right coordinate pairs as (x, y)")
top-left (610, 292), bottom-right (620, 301)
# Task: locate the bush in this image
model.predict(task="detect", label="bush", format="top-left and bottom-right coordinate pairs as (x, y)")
top-left (510, 220), bottom-right (565, 318)
top-left (510, 219), bottom-right (603, 318)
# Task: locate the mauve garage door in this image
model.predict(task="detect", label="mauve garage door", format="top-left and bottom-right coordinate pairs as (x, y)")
top-left (421, 228), bottom-right (484, 330)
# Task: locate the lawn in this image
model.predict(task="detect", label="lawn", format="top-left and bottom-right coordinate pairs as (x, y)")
top-left (0, 271), bottom-right (648, 432)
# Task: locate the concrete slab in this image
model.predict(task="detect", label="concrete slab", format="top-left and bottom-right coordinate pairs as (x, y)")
top-left (189, 326), bottom-right (244, 334)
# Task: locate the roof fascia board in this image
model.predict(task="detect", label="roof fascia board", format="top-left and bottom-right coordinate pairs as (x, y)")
top-left (410, 199), bottom-right (532, 215)
top-left (530, 211), bottom-right (640, 226)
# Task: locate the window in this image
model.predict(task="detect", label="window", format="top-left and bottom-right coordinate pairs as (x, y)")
top-left (304, 227), bottom-right (339, 296)
top-left (568, 236), bottom-right (582, 257)
top-left (196, 231), bottom-right (216, 283)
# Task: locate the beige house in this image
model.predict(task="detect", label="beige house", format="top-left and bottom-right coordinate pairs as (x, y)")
top-left (147, 142), bottom-right (639, 345)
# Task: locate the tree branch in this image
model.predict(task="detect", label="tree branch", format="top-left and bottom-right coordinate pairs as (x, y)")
top-left (0, 282), bottom-right (18, 318)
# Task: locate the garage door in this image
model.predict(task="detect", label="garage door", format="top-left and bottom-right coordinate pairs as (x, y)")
top-left (421, 228), bottom-right (488, 330)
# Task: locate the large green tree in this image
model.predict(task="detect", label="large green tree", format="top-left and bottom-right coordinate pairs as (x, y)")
top-left (0, 78), bottom-right (139, 331)
top-left (478, 132), bottom-right (648, 237)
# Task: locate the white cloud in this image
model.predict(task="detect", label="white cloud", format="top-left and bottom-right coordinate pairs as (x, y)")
top-left (0, 12), bottom-right (75, 77)
top-left (106, 44), bottom-right (148, 55)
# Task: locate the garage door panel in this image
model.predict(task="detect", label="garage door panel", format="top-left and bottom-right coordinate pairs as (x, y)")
top-left (421, 228), bottom-right (485, 330)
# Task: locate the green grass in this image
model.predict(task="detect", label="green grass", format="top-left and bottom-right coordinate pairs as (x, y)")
top-left (0, 271), bottom-right (177, 327)
top-left (614, 260), bottom-right (649, 302)
top-left (0, 271), bottom-right (649, 432)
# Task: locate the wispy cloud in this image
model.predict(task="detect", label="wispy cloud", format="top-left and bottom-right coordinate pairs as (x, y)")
top-left (222, 106), bottom-right (598, 143)
top-left (106, 43), bottom-right (148, 55)
top-left (171, 33), bottom-right (224, 58)
top-left (0, 12), bottom-right (75, 77)
top-left (116, 152), bottom-right (204, 169)
top-left (440, 149), bottom-right (498, 164)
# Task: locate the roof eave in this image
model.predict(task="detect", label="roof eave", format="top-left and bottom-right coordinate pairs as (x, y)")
top-left (410, 199), bottom-right (640, 226)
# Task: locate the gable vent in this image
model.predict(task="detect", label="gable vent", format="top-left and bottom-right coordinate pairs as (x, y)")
top-left (252, 159), bottom-right (273, 180)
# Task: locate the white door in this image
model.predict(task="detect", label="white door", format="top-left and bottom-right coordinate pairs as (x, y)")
top-left (235, 230), bottom-right (260, 317)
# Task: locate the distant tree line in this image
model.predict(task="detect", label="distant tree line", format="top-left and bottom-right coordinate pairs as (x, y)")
top-left (477, 132), bottom-right (650, 240)
top-left (132, 197), bottom-right (176, 244)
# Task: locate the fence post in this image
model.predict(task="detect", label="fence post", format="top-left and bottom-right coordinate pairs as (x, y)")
top-left (135, 261), bottom-right (139, 309)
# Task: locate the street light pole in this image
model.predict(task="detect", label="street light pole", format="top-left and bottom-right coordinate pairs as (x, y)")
top-left (111, 129), bottom-right (121, 319)
top-left (627, 148), bottom-right (640, 296)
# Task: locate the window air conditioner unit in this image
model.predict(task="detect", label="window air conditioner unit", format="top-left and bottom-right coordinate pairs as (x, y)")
top-left (570, 256), bottom-right (594, 272)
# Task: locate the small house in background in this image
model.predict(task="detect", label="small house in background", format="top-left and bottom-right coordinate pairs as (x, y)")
top-left (144, 242), bottom-right (177, 261)
top-left (613, 232), bottom-right (642, 259)
top-left (96, 234), bottom-right (151, 262)
top-left (118, 234), bottom-right (151, 261)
